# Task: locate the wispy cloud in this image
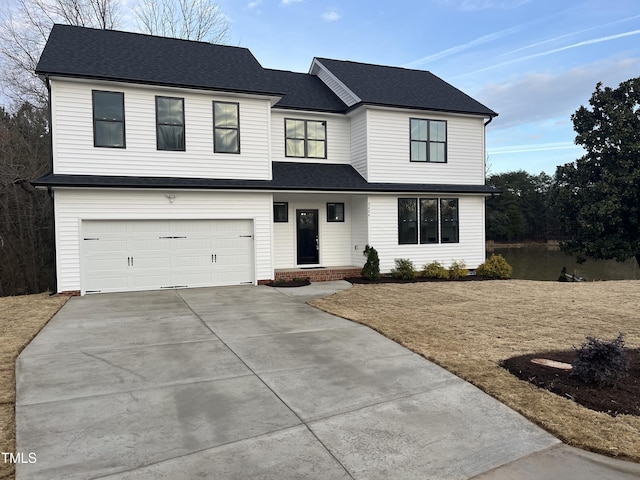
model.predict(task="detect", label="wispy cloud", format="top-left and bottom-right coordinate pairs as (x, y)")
top-left (436, 0), bottom-right (531, 11)
top-left (502, 14), bottom-right (640, 57)
top-left (322, 9), bottom-right (341, 21)
top-left (475, 58), bottom-right (640, 128)
top-left (461, 29), bottom-right (640, 77)
top-left (403, 26), bottom-right (519, 68)
top-left (280, 0), bottom-right (302, 5)
top-left (488, 141), bottom-right (579, 155)
top-left (246, 0), bottom-right (262, 10)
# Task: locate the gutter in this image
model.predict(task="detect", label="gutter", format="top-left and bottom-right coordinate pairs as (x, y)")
top-left (44, 75), bottom-right (58, 295)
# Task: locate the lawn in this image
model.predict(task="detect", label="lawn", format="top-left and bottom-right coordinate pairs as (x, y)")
top-left (0, 293), bottom-right (68, 480)
top-left (310, 279), bottom-right (640, 462)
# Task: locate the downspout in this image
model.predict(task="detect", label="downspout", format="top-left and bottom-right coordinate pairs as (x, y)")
top-left (44, 75), bottom-right (58, 295)
top-left (483, 116), bottom-right (494, 182)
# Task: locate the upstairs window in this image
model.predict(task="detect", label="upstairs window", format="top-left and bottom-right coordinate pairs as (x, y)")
top-left (285, 119), bottom-right (326, 158)
top-left (93, 91), bottom-right (125, 148)
top-left (156, 96), bottom-right (185, 151)
top-left (214, 102), bottom-right (240, 153)
top-left (398, 197), bottom-right (459, 244)
top-left (410, 118), bottom-right (446, 163)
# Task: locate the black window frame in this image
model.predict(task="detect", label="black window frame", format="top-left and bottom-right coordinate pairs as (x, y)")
top-left (92, 90), bottom-right (125, 148)
top-left (285, 118), bottom-right (327, 159)
top-left (327, 202), bottom-right (345, 222)
top-left (274, 202), bottom-right (289, 223)
top-left (398, 197), bottom-right (459, 244)
top-left (410, 118), bottom-right (447, 163)
top-left (156, 96), bottom-right (185, 151)
top-left (440, 198), bottom-right (459, 243)
top-left (419, 198), bottom-right (439, 244)
top-left (213, 101), bottom-right (240, 154)
top-left (398, 198), bottom-right (418, 244)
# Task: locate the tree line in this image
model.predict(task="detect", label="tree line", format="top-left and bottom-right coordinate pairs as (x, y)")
top-left (485, 170), bottom-right (561, 243)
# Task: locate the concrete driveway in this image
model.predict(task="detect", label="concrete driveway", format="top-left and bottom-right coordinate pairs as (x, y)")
top-left (15, 282), bottom-right (633, 479)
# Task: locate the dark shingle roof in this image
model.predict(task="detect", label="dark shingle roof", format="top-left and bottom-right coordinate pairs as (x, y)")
top-left (266, 70), bottom-right (346, 112)
top-left (36, 24), bottom-right (283, 95)
top-left (314, 58), bottom-right (497, 117)
top-left (34, 162), bottom-right (499, 194)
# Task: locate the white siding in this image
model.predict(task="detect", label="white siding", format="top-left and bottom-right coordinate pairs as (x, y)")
top-left (349, 109), bottom-right (368, 180)
top-left (272, 193), bottom-right (355, 268)
top-left (54, 189), bottom-right (273, 293)
top-left (50, 79), bottom-right (272, 179)
top-left (270, 110), bottom-right (350, 164)
top-left (366, 108), bottom-right (486, 185)
top-left (350, 195), bottom-right (369, 266)
top-left (368, 195), bottom-right (486, 272)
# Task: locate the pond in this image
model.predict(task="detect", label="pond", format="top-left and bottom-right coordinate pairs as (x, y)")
top-left (489, 244), bottom-right (640, 281)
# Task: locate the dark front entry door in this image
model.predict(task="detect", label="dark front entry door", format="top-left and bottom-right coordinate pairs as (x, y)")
top-left (296, 209), bottom-right (319, 265)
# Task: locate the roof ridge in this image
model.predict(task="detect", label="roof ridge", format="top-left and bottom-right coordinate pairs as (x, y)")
top-left (315, 57), bottom-right (433, 74)
top-left (51, 23), bottom-right (253, 52)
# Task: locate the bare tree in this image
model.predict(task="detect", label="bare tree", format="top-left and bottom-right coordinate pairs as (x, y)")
top-left (0, 0), bottom-right (122, 107)
top-left (135, 0), bottom-right (230, 43)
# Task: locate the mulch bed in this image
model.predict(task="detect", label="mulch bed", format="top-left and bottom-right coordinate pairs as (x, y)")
top-left (345, 275), bottom-right (493, 284)
top-left (265, 278), bottom-right (311, 287)
top-left (501, 349), bottom-right (640, 417)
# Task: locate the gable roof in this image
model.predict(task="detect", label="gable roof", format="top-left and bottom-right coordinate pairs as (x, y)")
top-left (36, 24), bottom-right (283, 96)
top-left (266, 70), bottom-right (346, 113)
top-left (36, 25), bottom-right (496, 117)
top-left (313, 58), bottom-right (497, 117)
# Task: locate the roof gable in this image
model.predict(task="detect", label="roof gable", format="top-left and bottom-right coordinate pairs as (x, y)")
top-left (266, 69), bottom-right (346, 112)
top-left (314, 57), bottom-right (497, 117)
top-left (36, 24), bottom-right (282, 96)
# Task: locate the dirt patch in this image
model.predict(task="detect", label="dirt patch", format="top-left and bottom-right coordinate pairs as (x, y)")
top-left (0, 293), bottom-right (68, 480)
top-left (309, 280), bottom-right (640, 462)
top-left (502, 349), bottom-right (640, 417)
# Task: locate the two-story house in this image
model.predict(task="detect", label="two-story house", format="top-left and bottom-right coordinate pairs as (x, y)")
top-left (34, 24), bottom-right (498, 295)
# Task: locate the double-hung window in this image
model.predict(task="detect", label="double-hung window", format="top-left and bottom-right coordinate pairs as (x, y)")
top-left (410, 118), bottom-right (446, 162)
top-left (213, 102), bottom-right (240, 153)
top-left (156, 96), bottom-right (185, 151)
top-left (93, 91), bottom-right (125, 148)
top-left (285, 119), bottom-right (326, 158)
top-left (398, 198), bottom-right (458, 244)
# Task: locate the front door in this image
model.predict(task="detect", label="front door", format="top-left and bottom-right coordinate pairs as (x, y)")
top-left (296, 209), bottom-right (319, 265)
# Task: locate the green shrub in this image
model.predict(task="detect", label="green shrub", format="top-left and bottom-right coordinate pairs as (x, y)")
top-left (422, 261), bottom-right (449, 279)
top-left (571, 333), bottom-right (630, 387)
top-left (391, 258), bottom-right (416, 280)
top-left (448, 260), bottom-right (468, 279)
top-left (476, 254), bottom-right (512, 279)
top-left (361, 244), bottom-right (380, 281)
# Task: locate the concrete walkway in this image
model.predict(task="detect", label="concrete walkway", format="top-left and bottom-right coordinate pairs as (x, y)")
top-left (15, 282), bottom-right (640, 479)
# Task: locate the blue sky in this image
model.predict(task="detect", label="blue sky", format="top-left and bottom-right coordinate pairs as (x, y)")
top-left (211, 0), bottom-right (640, 176)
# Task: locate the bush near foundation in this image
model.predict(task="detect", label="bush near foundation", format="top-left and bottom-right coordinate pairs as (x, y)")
top-left (448, 260), bottom-right (468, 279)
top-left (477, 254), bottom-right (512, 279)
top-left (391, 258), bottom-right (416, 280)
top-left (361, 244), bottom-right (380, 281)
top-left (422, 261), bottom-right (449, 279)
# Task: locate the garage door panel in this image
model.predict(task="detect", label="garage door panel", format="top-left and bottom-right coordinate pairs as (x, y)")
top-left (82, 220), bottom-right (254, 293)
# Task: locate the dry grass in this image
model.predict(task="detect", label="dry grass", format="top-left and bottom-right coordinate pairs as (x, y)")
top-left (310, 280), bottom-right (640, 462)
top-left (0, 293), bottom-right (68, 480)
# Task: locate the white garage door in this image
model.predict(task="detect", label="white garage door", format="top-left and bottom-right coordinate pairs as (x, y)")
top-left (81, 220), bottom-right (254, 294)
